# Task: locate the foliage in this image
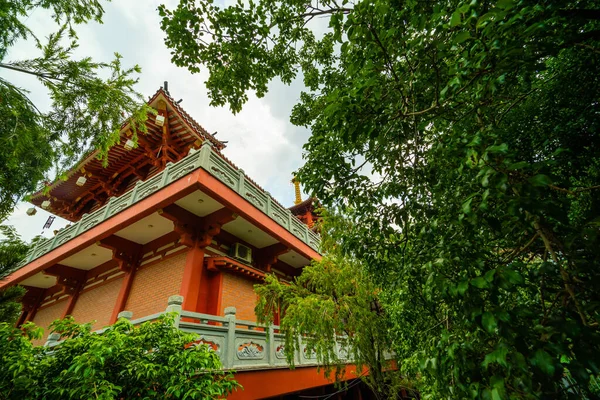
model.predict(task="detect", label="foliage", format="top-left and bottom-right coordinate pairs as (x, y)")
top-left (0, 225), bottom-right (31, 275)
top-left (0, 0), bottom-right (150, 220)
top-left (255, 213), bottom-right (413, 398)
top-left (0, 286), bottom-right (25, 325)
top-left (0, 225), bottom-right (32, 323)
top-left (161, 0), bottom-right (600, 398)
top-left (0, 314), bottom-right (239, 399)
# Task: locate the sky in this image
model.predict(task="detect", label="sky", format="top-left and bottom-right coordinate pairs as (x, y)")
top-left (3, 0), bottom-right (314, 241)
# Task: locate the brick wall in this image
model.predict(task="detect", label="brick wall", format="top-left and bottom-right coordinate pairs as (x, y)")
top-left (221, 271), bottom-right (258, 321)
top-left (125, 251), bottom-right (186, 319)
top-left (70, 276), bottom-right (123, 331)
top-left (31, 299), bottom-right (68, 345)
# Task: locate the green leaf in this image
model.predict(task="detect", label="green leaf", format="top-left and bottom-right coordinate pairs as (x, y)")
top-left (482, 312), bottom-right (497, 333)
top-left (531, 349), bottom-right (555, 376)
top-left (450, 11), bottom-right (462, 27)
top-left (457, 280), bottom-right (469, 295)
top-left (496, 0), bottom-right (515, 10)
top-left (462, 197), bottom-right (473, 214)
top-left (502, 268), bottom-right (524, 285)
top-left (528, 174), bottom-right (552, 187)
top-left (483, 346), bottom-right (509, 368)
top-left (471, 277), bottom-right (489, 289)
top-left (486, 143), bottom-right (508, 154)
top-left (454, 31), bottom-right (471, 44)
top-left (484, 269), bottom-right (496, 283)
top-left (491, 388), bottom-right (502, 400)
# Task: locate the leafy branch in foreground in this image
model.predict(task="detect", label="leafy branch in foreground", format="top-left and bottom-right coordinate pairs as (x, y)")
top-left (255, 214), bottom-right (414, 399)
top-left (162, 0), bottom-right (600, 397)
top-left (0, 225), bottom-right (33, 324)
top-left (0, 314), bottom-right (239, 399)
top-left (0, 0), bottom-right (150, 220)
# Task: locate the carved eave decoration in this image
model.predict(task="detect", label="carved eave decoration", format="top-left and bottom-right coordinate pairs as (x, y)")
top-left (29, 87), bottom-right (225, 222)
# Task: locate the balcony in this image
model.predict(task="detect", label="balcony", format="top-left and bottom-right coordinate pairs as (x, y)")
top-left (44, 295), bottom-right (351, 371)
top-left (12, 141), bottom-right (320, 276)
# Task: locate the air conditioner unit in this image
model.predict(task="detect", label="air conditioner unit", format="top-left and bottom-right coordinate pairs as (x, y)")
top-left (230, 243), bottom-right (252, 264)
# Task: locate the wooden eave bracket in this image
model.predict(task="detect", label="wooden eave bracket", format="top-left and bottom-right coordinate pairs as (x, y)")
top-left (158, 205), bottom-right (238, 248)
top-left (97, 236), bottom-right (143, 272)
top-left (21, 286), bottom-right (46, 312)
top-left (205, 256), bottom-right (265, 281)
top-left (43, 264), bottom-right (87, 295)
top-left (255, 243), bottom-right (291, 272)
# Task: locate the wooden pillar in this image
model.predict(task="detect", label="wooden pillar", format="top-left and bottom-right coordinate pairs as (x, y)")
top-left (15, 311), bottom-right (28, 328)
top-left (205, 270), bottom-right (223, 315)
top-left (180, 242), bottom-right (206, 312)
top-left (61, 284), bottom-right (82, 319)
top-left (21, 286), bottom-right (46, 325)
top-left (306, 211), bottom-right (314, 227)
top-left (110, 267), bottom-right (137, 323)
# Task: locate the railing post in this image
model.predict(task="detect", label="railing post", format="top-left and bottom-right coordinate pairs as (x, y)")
top-left (102, 197), bottom-right (114, 219)
top-left (266, 193), bottom-right (272, 216)
top-left (166, 295), bottom-right (184, 328)
top-left (44, 332), bottom-right (61, 347)
top-left (197, 140), bottom-right (212, 168)
top-left (268, 325), bottom-right (276, 365)
top-left (296, 334), bottom-right (303, 365)
top-left (224, 306), bottom-right (237, 369)
top-left (117, 311), bottom-right (133, 321)
top-left (160, 162), bottom-right (172, 186)
top-left (236, 170), bottom-right (245, 194)
top-left (129, 180), bottom-right (142, 205)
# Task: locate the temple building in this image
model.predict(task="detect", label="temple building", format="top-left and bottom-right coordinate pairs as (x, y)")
top-left (0, 86), bottom-right (366, 399)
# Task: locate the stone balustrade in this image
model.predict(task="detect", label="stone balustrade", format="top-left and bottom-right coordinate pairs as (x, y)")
top-left (12, 141), bottom-right (320, 275)
top-left (44, 295), bottom-right (352, 371)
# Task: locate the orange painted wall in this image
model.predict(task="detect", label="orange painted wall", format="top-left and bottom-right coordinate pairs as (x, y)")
top-left (125, 251), bottom-right (186, 319)
top-left (221, 271), bottom-right (258, 321)
top-left (229, 365), bottom-right (365, 400)
top-left (70, 276), bottom-right (123, 331)
top-left (31, 299), bottom-right (68, 345)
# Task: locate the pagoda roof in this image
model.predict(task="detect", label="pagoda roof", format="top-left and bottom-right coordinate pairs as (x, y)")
top-left (30, 87), bottom-right (224, 221)
top-left (288, 197), bottom-right (320, 214)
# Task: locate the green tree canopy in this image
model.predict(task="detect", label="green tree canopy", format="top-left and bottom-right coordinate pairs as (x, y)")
top-left (161, 0), bottom-right (600, 398)
top-left (0, 315), bottom-right (239, 399)
top-left (0, 0), bottom-right (150, 220)
top-left (255, 214), bottom-right (413, 399)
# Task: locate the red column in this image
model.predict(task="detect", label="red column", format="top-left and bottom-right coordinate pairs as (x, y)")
top-left (180, 243), bottom-right (205, 312)
top-left (205, 271), bottom-right (223, 315)
top-left (61, 286), bottom-right (82, 319)
top-left (110, 268), bottom-right (137, 323)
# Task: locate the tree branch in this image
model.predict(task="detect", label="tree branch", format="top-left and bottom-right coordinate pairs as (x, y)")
top-left (0, 63), bottom-right (64, 82)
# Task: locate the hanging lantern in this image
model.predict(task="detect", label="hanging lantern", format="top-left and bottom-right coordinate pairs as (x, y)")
top-left (41, 200), bottom-right (51, 209)
top-left (124, 139), bottom-right (135, 151)
top-left (76, 175), bottom-right (87, 186)
top-left (155, 114), bottom-right (166, 126)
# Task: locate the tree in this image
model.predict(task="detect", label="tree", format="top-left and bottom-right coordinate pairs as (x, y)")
top-left (160, 0), bottom-right (600, 398)
top-left (0, 314), bottom-right (239, 399)
top-left (0, 0), bottom-right (151, 220)
top-left (255, 214), bottom-right (414, 399)
top-left (0, 225), bottom-right (33, 324)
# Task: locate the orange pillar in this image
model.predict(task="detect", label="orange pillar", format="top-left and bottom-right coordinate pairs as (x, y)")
top-left (180, 243), bottom-right (205, 312)
top-left (110, 268), bottom-right (137, 323)
top-left (61, 286), bottom-right (82, 319)
top-left (204, 270), bottom-right (223, 315)
top-left (15, 311), bottom-right (28, 328)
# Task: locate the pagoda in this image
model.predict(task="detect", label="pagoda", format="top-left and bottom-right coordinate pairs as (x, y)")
top-left (0, 86), bottom-right (369, 399)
